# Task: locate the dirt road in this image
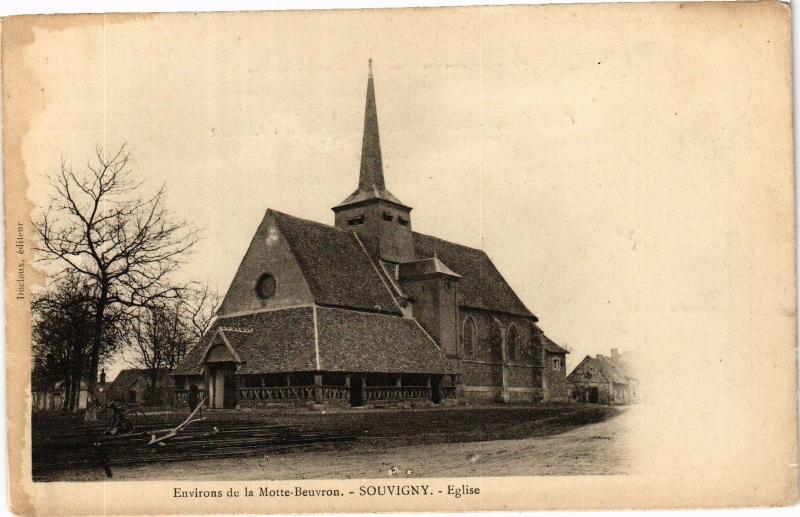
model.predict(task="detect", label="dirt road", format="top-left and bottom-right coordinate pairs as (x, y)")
top-left (57, 407), bottom-right (632, 481)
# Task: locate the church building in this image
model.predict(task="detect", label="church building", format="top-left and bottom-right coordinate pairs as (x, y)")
top-left (172, 62), bottom-right (568, 408)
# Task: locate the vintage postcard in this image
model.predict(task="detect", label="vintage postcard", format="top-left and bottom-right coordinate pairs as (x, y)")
top-left (3, 1), bottom-right (797, 514)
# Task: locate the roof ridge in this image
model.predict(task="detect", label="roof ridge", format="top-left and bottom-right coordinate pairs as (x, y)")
top-left (268, 209), bottom-right (349, 234)
top-left (332, 231), bottom-right (404, 314)
top-left (596, 354), bottom-right (631, 375)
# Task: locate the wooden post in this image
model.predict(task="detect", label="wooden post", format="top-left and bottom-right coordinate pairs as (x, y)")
top-left (314, 374), bottom-right (323, 403)
top-left (426, 375), bottom-right (432, 398)
top-left (499, 323), bottom-right (510, 403)
top-left (361, 375), bottom-right (367, 403)
top-left (395, 376), bottom-right (402, 387)
top-left (451, 373), bottom-right (464, 400)
top-left (286, 374), bottom-right (291, 386)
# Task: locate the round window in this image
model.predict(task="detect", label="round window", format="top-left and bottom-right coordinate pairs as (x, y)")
top-left (256, 273), bottom-right (276, 299)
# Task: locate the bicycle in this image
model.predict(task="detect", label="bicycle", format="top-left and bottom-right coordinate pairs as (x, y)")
top-left (103, 402), bottom-right (149, 436)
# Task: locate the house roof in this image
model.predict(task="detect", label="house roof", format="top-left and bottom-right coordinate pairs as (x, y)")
top-left (413, 232), bottom-right (536, 319)
top-left (272, 210), bottom-right (402, 316)
top-left (566, 355), bottom-right (606, 384)
top-left (172, 306), bottom-right (451, 376)
top-left (566, 355), bottom-right (629, 385)
top-left (596, 354), bottom-right (636, 381)
top-left (110, 368), bottom-right (172, 390)
top-left (542, 334), bottom-right (570, 354)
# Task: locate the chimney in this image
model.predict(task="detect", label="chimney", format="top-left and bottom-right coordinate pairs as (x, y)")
top-left (99, 369), bottom-right (106, 384)
top-left (611, 348), bottom-right (619, 360)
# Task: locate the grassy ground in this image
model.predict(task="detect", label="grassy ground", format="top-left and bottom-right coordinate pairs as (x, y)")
top-left (33, 403), bottom-right (626, 481)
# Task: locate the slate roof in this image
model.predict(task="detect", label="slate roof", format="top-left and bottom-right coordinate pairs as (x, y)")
top-left (224, 210), bottom-right (535, 320)
top-left (110, 368), bottom-right (172, 390)
top-left (172, 307), bottom-right (317, 376)
top-left (413, 232), bottom-right (536, 319)
top-left (542, 334), bottom-right (570, 354)
top-left (172, 306), bottom-right (451, 376)
top-left (334, 186), bottom-right (408, 210)
top-left (315, 307), bottom-right (451, 374)
top-left (398, 256), bottom-right (461, 281)
top-left (272, 211), bottom-right (401, 315)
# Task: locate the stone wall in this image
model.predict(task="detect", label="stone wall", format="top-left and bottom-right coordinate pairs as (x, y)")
top-left (544, 351), bottom-right (569, 400)
top-left (456, 308), bottom-right (545, 402)
top-left (507, 364), bottom-right (536, 388)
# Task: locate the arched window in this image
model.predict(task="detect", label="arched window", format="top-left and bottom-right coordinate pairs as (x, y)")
top-left (461, 317), bottom-right (477, 357)
top-left (507, 324), bottom-right (520, 362)
top-left (486, 321), bottom-right (503, 362)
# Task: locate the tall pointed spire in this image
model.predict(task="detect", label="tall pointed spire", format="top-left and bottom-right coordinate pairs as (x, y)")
top-left (359, 58), bottom-right (385, 191)
top-left (333, 60), bottom-right (408, 210)
top-left (332, 60), bottom-right (415, 263)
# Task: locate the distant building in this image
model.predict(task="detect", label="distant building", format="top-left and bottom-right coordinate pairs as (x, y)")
top-left (172, 62), bottom-right (568, 408)
top-left (108, 368), bottom-right (174, 406)
top-left (32, 378), bottom-right (89, 411)
top-left (32, 368), bottom-right (111, 411)
top-left (566, 348), bottom-right (639, 405)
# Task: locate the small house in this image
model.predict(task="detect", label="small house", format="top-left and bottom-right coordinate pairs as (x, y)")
top-left (108, 368), bottom-right (174, 407)
top-left (566, 349), bottom-right (638, 405)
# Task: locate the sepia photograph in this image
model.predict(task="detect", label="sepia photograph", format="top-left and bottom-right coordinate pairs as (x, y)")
top-left (3, 1), bottom-right (796, 514)
top-left (29, 55), bottom-right (638, 482)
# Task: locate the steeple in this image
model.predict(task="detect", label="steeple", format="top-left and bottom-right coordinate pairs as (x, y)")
top-left (359, 59), bottom-right (385, 191)
top-left (333, 60), bottom-right (415, 263)
top-left (333, 60), bottom-right (408, 210)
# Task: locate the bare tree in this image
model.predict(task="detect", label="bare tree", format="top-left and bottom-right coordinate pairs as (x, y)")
top-left (181, 285), bottom-right (219, 352)
top-left (34, 145), bottom-right (198, 420)
top-left (126, 301), bottom-right (185, 404)
top-left (125, 286), bottom-right (218, 401)
top-left (32, 273), bottom-right (124, 411)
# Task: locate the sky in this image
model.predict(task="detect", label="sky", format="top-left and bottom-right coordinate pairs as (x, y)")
top-left (17, 6), bottom-right (792, 383)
